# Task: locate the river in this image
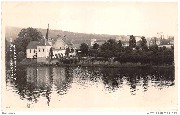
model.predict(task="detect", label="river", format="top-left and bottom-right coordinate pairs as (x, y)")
top-left (4, 65), bottom-right (177, 111)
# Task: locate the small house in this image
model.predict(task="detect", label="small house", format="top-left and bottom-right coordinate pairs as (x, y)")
top-left (26, 41), bottom-right (39, 59)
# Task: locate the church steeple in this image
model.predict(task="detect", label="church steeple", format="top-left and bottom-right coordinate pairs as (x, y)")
top-left (45, 24), bottom-right (49, 40)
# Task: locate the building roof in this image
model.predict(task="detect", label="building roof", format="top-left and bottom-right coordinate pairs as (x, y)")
top-left (54, 37), bottom-right (75, 48)
top-left (62, 38), bottom-right (72, 45)
top-left (27, 39), bottom-right (51, 49)
top-left (26, 41), bottom-right (39, 49)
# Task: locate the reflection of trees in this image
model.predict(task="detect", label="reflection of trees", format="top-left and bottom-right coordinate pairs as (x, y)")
top-left (10, 66), bottom-right (75, 107)
top-left (9, 65), bottom-right (175, 106)
top-left (149, 68), bottom-right (175, 89)
top-left (13, 66), bottom-right (27, 99)
top-left (128, 75), bottom-right (137, 95)
top-left (142, 75), bottom-right (148, 92)
top-left (13, 66), bottom-right (53, 107)
top-left (73, 67), bottom-right (104, 87)
top-left (99, 67), bottom-right (175, 94)
top-left (98, 68), bottom-right (123, 92)
top-left (52, 67), bottom-right (73, 95)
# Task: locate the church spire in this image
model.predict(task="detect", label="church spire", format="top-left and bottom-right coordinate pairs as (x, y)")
top-left (45, 24), bottom-right (49, 40)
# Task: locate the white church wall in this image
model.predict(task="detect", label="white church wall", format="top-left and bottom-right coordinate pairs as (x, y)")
top-left (26, 49), bottom-right (37, 58)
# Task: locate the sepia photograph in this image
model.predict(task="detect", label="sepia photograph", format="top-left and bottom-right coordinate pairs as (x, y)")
top-left (1, 1), bottom-right (178, 113)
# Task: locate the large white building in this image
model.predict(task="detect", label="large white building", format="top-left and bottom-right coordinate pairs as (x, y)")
top-left (26, 39), bottom-right (51, 63)
top-left (37, 39), bottom-right (52, 63)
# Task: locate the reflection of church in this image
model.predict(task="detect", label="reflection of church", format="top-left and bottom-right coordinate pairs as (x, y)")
top-left (26, 66), bottom-right (73, 106)
top-left (26, 67), bottom-right (51, 90)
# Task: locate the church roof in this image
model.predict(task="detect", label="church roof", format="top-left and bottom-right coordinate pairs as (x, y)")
top-left (27, 39), bottom-right (51, 49)
top-left (26, 41), bottom-right (39, 49)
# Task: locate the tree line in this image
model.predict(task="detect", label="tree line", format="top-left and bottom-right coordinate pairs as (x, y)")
top-left (78, 35), bottom-right (174, 65)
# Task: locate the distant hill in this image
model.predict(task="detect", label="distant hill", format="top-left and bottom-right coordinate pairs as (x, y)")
top-left (5, 26), bottom-right (120, 46)
top-left (5, 26), bottom-right (22, 41)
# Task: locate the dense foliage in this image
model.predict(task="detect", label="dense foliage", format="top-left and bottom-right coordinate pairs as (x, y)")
top-left (129, 35), bottom-right (136, 49)
top-left (5, 27), bottom-right (43, 62)
top-left (79, 43), bottom-right (89, 56)
top-left (79, 37), bottom-right (174, 65)
top-left (14, 27), bottom-right (43, 54)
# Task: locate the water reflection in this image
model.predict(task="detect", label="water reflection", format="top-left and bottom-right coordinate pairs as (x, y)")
top-left (53, 67), bottom-right (73, 95)
top-left (6, 66), bottom-right (175, 107)
top-left (98, 67), bottom-right (174, 94)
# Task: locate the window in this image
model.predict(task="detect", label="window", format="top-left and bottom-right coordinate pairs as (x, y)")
top-left (60, 47), bottom-right (61, 49)
top-left (34, 50), bottom-right (36, 53)
top-left (39, 48), bottom-right (40, 52)
top-left (43, 49), bottom-right (44, 52)
top-left (30, 49), bottom-right (31, 53)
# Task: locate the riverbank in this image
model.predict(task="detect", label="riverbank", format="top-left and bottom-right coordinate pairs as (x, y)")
top-left (53, 64), bottom-right (174, 69)
top-left (16, 59), bottom-right (174, 69)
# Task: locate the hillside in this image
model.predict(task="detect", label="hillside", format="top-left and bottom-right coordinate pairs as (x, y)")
top-left (5, 26), bottom-right (120, 46)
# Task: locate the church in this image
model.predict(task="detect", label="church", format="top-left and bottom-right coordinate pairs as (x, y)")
top-left (26, 24), bottom-right (76, 63)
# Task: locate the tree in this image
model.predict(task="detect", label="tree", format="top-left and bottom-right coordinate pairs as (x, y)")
top-left (49, 47), bottom-right (53, 59)
top-left (92, 43), bottom-right (99, 49)
top-left (18, 27), bottom-right (43, 41)
top-left (149, 45), bottom-right (158, 53)
top-left (140, 36), bottom-right (148, 51)
top-left (80, 43), bottom-right (89, 56)
top-left (14, 27), bottom-right (43, 54)
top-left (117, 40), bottom-right (123, 52)
top-left (17, 51), bottom-right (25, 62)
top-left (135, 45), bottom-right (140, 50)
top-left (65, 47), bottom-right (70, 57)
top-left (117, 40), bottom-right (122, 48)
top-left (101, 39), bottom-right (117, 51)
top-left (100, 39), bottom-right (118, 58)
top-left (124, 46), bottom-right (132, 53)
top-left (129, 35), bottom-right (136, 49)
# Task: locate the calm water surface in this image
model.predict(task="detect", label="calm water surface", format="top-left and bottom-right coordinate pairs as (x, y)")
top-left (5, 65), bottom-right (176, 110)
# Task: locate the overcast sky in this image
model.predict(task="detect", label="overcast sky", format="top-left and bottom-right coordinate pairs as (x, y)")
top-left (2, 2), bottom-right (178, 37)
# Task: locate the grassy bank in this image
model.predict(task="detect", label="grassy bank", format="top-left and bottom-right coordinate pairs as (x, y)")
top-left (18, 59), bottom-right (174, 69)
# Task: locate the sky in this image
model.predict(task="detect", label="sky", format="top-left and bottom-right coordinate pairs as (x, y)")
top-left (2, 1), bottom-right (178, 37)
